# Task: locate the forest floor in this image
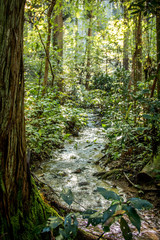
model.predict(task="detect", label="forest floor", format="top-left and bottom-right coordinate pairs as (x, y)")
top-left (32, 110), bottom-right (160, 240)
top-left (34, 176), bottom-right (160, 240)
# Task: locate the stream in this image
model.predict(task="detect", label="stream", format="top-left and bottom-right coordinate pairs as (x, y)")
top-left (34, 111), bottom-right (160, 240)
top-left (35, 111), bottom-right (125, 210)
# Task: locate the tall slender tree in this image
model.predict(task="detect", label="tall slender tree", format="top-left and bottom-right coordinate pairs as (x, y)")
top-left (85, 0), bottom-right (93, 90)
top-left (53, 0), bottom-right (64, 91)
top-left (123, 0), bottom-right (129, 70)
top-left (43, 0), bottom-right (56, 90)
top-left (156, 6), bottom-right (160, 99)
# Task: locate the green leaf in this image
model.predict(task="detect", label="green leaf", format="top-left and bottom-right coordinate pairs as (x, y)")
top-left (82, 209), bottom-right (97, 219)
top-left (97, 187), bottom-right (121, 201)
top-left (103, 225), bottom-right (110, 232)
top-left (122, 205), bottom-right (141, 232)
top-left (60, 188), bottom-right (74, 206)
top-left (55, 235), bottom-right (64, 240)
top-left (87, 211), bottom-right (103, 226)
top-left (0, 179), bottom-right (5, 193)
top-left (128, 198), bottom-right (153, 210)
top-left (64, 213), bottom-right (78, 238)
top-left (125, 103), bottom-right (133, 120)
top-left (47, 216), bottom-right (63, 229)
top-left (131, 10), bottom-right (141, 15)
top-left (42, 227), bottom-right (50, 233)
top-left (142, 114), bottom-right (152, 120)
top-left (120, 217), bottom-right (132, 240)
top-left (102, 204), bottom-right (118, 224)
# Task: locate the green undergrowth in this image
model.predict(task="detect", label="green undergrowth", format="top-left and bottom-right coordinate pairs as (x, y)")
top-left (101, 89), bottom-right (160, 180)
top-left (0, 178), bottom-right (61, 240)
top-left (25, 85), bottom-right (87, 159)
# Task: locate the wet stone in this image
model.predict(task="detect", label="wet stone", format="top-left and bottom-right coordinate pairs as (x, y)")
top-left (81, 187), bottom-right (88, 190)
top-left (57, 171), bottom-right (68, 177)
top-left (70, 155), bottom-right (77, 159)
top-left (78, 181), bottom-right (90, 187)
top-left (73, 168), bottom-right (82, 174)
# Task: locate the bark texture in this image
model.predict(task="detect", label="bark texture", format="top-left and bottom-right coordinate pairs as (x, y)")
top-left (53, 0), bottom-right (64, 91)
top-left (135, 12), bottom-right (143, 84)
top-left (123, 1), bottom-right (129, 70)
top-left (132, 12), bottom-right (142, 92)
top-left (0, 0), bottom-right (30, 233)
top-left (156, 6), bottom-right (160, 99)
top-left (86, 9), bottom-right (92, 90)
top-left (43, 0), bottom-right (55, 89)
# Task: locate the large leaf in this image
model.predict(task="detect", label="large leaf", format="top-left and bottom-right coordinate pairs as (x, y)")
top-left (122, 205), bottom-right (141, 232)
top-left (63, 213), bottom-right (78, 238)
top-left (87, 211), bottom-right (103, 226)
top-left (102, 204), bottom-right (118, 224)
top-left (120, 217), bottom-right (132, 240)
top-left (60, 188), bottom-right (74, 206)
top-left (82, 209), bottom-right (97, 219)
top-left (47, 216), bottom-right (63, 229)
top-left (97, 187), bottom-right (121, 201)
top-left (128, 198), bottom-right (153, 210)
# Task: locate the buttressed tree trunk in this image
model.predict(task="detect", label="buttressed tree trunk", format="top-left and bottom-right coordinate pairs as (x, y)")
top-left (0, 0), bottom-right (30, 234)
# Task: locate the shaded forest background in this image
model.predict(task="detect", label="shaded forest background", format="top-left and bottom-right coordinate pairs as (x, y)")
top-left (24, 0), bottom-right (160, 178)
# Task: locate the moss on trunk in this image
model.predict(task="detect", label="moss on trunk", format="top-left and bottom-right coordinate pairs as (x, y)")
top-left (0, 177), bottom-right (60, 240)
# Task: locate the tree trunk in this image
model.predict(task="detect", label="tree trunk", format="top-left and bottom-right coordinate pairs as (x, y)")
top-left (123, 1), bottom-right (129, 70)
top-left (53, 0), bottom-right (64, 91)
top-left (0, 0), bottom-right (30, 234)
top-left (131, 13), bottom-right (142, 123)
top-left (75, 0), bottom-right (79, 74)
top-left (54, 13), bottom-right (63, 59)
top-left (135, 11), bottom-right (143, 83)
top-left (43, 0), bottom-right (55, 92)
top-left (0, 2), bottom-right (59, 239)
top-left (86, 9), bottom-right (92, 90)
top-left (156, 6), bottom-right (160, 99)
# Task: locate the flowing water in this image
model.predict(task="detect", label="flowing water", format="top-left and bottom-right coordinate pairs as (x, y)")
top-left (34, 111), bottom-right (160, 239)
top-left (35, 111), bottom-right (125, 210)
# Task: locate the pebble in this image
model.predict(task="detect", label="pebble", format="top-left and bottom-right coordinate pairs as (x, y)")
top-left (73, 168), bottom-right (82, 174)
